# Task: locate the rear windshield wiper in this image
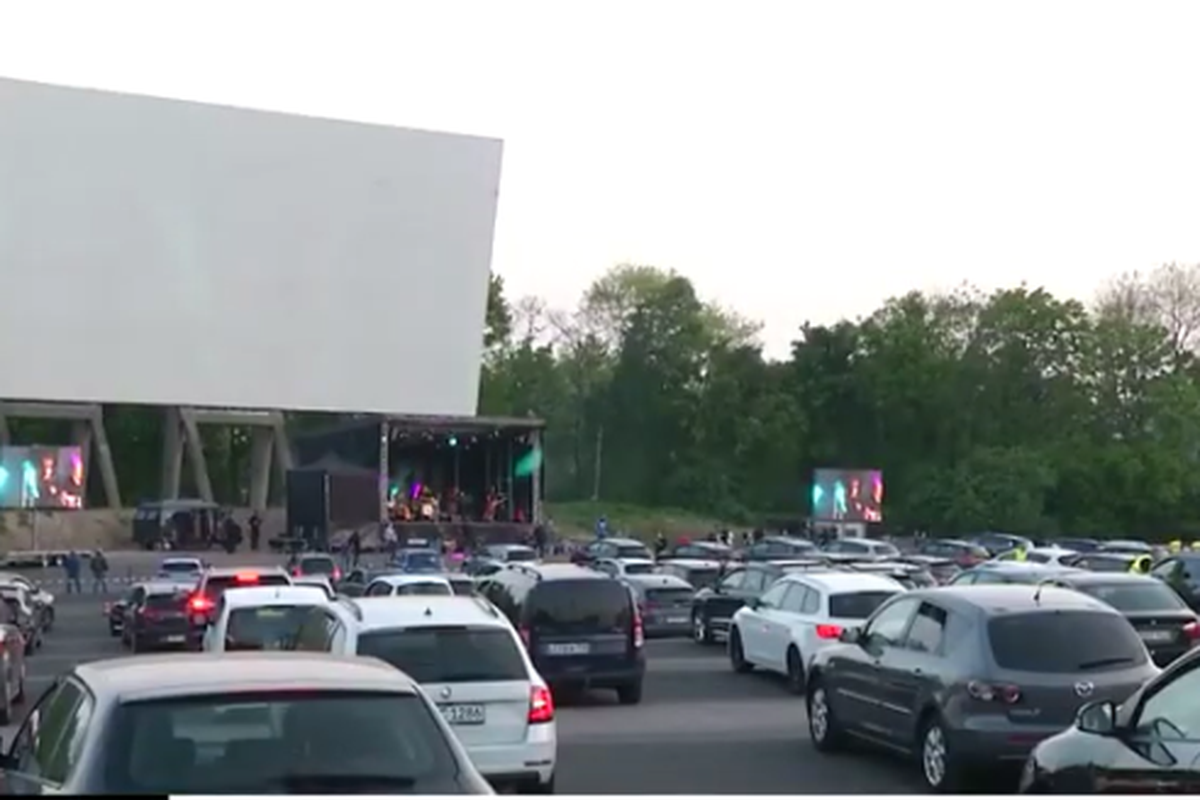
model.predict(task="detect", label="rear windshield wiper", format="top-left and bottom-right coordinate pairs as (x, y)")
top-left (1077, 656), bottom-right (1137, 670)
top-left (272, 773), bottom-right (418, 793)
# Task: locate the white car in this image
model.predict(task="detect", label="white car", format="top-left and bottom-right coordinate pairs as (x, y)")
top-left (291, 574), bottom-right (335, 598)
top-left (201, 584), bottom-right (331, 652)
top-left (289, 595), bottom-right (557, 793)
top-left (0, 572), bottom-right (54, 630)
top-left (728, 571), bottom-right (905, 693)
top-left (991, 546), bottom-right (1078, 566)
top-left (362, 574), bottom-right (454, 597)
top-left (592, 557), bottom-right (657, 578)
top-left (155, 557), bottom-right (204, 581)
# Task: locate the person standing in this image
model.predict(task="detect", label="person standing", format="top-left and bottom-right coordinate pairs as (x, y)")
top-left (595, 516), bottom-right (608, 540)
top-left (654, 532), bottom-right (667, 558)
top-left (90, 549), bottom-right (109, 594)
top-left (63, 550), bottom-right (83, 594)
top-left (249, 512), bottom-right (262, 552)
top-left (383, 521), bottom-right (398, 562)
top-left (347, 529), bottom-right (362, 569)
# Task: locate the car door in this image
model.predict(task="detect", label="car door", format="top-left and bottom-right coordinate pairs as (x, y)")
top-left (123, 587), bottom-right (146, 631)
top-left (739, 581), bottom-right (790, 665)
top-left (364, 580), bottom-right (393, 597)
top-left (873, 600), bottom-right (950, 744)
top-left (751, 582), bottom-right (802, 671)
top-left (702, 569), bottom-right (747, 633)
top-left (831, 596), bottom-right (921, 738)
top-left (2, 678), bottom-right (90, 794)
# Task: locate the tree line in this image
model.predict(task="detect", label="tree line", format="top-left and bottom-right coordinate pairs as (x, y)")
top-left (480, 262), bottom-right (1200, 538)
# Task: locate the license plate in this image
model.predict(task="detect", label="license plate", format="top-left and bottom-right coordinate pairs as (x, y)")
top-left (164, 635), bottom-right (185, 643)
top-left (546, 642), bottom-right (591, 656)
top-left (666, 617), bottom-right (688, 624)
top-left (1140, 629), bottom-right (1175, 644)
top-left (439, 703), bottom-right (486, 725)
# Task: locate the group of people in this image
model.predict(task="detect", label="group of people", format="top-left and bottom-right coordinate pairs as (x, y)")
top-left (60, 548), bottom-right (109, 594)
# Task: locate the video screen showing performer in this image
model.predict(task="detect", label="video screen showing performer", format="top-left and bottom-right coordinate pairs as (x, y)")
top-left (811, 468), bottom-right (883, 522)
top-left (0, 446), bottom-right (86, 509)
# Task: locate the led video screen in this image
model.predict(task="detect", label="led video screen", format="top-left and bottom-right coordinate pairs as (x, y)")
top-left (811, 469), bottom-right (883, 522)
top-left (0, 446), bottom-right (86, 509)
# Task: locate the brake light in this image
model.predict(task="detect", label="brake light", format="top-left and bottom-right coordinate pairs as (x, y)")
top-left (332, 567), bottom-right (342, 581)
top-left (967, 680), bottom-right (1021, 704)
top-left (528, 685), bottom-right (554, 723)
top-left (815, 624), bottom-right (843, 640)
top-left (633, 604), bottom-right (644, 649)
top-left (1184, 621), bottom-right (1200, 641)
top-left (189, 595), bottom-right (213, 613)
top-left (235, 572), bottom-right (260, 584)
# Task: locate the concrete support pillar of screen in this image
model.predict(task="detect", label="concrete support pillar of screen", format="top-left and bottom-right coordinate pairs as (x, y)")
top-left (0, 401), bottom-right (122, 508)
top-left (160, 407), bottom-right (292, 508)
top-left (530, 429), bottom-right (543, 525)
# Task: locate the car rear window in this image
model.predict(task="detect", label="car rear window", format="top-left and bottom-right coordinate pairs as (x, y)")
top-left (358, 626), bottom-right (527, 683)
top-left (145, 593), bottom-right (186, 611)
top-left (1082, 558), bottom-right (1134, 573)
top-left (299, 557), bottom-right (336, 575)
top-left (527, 579), bottom-right (632, 634)
top-left (448, 578), bottom-right (477, 596)
top-left (645, 587), bottom-right (693, 605)
top-left (104, 690), bottom-right (457, 794)
top-left (204, 574), bottom-right (290, 597)
top-left (684, 568), bottom-right (720, 589)
top-left (396, 582), bottom-right (453, 597)
top-left (623, 563), bottom-right (655, 575)
top-left (1078, 582), bottom-right (1188, 613)
top-left (988, 610), bottom-right (1148, 672)
top-left (829, 591), bottom-right (900, 619)
top-left (617, 545), bottom-right (652, 559)
top-left (504, 548), bottom-right (537, 563)
top-left (226, 605), bottom-right (313, 650)
top-left (160, 561), bottom-right (200, 574)
top-left (401, 552), bottom-right (444, 571)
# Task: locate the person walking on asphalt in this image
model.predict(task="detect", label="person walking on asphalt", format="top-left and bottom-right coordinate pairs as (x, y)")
top-left (347, 529), bottom-right (362, 568)
top-left (63, 549), bottom-right (83, 594)
top-left (249, 511), bottom-right (262, 552)
top-left (654, 532), bottom-right (667, 558)
top-left (90, 549), bottom-right (109, 594)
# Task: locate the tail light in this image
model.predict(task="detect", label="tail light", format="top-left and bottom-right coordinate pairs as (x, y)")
top-left (235, 572), bottom-right (260, 584)
top-left (332, 567), bottom-right (342, 581)
top-left (967, 680), bottom-right (1021, 704)
top-left (528, 685), bottom-right (554, 724)
top-left (633, 605), bottom-right (645, 649)
top-left (518, 627), bottom-right (531, 646)
top-left (291, 568), bottom-right (301, 577)
top-left (815, 624), bottom-right (843, 640)
top-left (189, 595), bottom-right (214, 613)
top-left (1184, 621), bottom-right (1200, 642)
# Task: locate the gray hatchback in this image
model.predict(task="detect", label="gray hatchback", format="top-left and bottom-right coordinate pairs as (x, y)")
top-left (805, 584), bottom-right (1159, 792)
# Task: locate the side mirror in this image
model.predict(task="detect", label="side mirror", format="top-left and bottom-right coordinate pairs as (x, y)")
top-left (839, 626), bottom-right (862, 645)
top-left (747, 597), bottom-right (761, 610)
top-left (1076, 700), bottom-right (1118, 736)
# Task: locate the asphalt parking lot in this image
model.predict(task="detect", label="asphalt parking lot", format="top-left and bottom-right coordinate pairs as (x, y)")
top-left (6, 551), bottom-right (931, 794)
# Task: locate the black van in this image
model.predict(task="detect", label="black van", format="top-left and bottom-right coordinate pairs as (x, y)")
top-left (478, 563), bottom-right (645, 703)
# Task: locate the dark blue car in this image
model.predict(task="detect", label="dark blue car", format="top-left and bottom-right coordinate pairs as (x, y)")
top-left (393, 548), bottom-right (445, 574)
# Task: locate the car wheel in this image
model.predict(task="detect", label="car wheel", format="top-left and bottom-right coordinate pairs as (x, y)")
top-left (692, 610), bottom-right (713, 645)
top-left (807, 678), bottom-right (845, 752)
top-left (728, 628), bottom-right (753, 673)
top-left (785, 646), bottom-right (805, 695)
top-left (919, 714), bottom-right (965, 793)
top-left (616, 681), bottom-right (643, 705)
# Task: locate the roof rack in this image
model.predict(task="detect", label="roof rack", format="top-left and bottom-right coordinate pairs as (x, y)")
top-left (470, 595), bottom-right (501, 618)
top-left (335, 596), bottom-right (364, 622)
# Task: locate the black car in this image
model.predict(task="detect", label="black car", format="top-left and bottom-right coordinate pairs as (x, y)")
top-left (1150, 552), bottom-right (1200, 611)
top-left (659, 541), bottom-right (733, 562)
top-left (478, 563), bottom-right (645, 703)
top-left (1046, 572), bottom-right (1200, 666)
top-left (119, 582), bottom-right (193, 652)
top-left (1020, 647), bottom-right (1200, 793)
top-left (570, 537), bottom-right (654, 567)
top-left (690, 560), bottom-right (832, 645)
top-left (897, 555), bottom-right (962, 584)
top-left (334, 567), bottom-right (404, 597)
top-left (741, 536), bottom-right (818, 562)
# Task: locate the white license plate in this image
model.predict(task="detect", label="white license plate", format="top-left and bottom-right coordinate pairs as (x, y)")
top-left (440, 703), bottom-right (486, 725)
top-left (666, 617), bottom-right (688, 624)
top-left (164, 635), bottom-right (185, 643)
top-left (1140, 629), bottom-right (1175, 644)
top-left (546, 642), bottom-right (591, 656)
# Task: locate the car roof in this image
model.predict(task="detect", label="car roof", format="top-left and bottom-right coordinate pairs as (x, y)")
top-left (750, 558), bottom-right (830, 569)
top-left (915, 584), bottom-right (1119, 615)
top-left (624, 574), bottom-right (693, 590)
top-left (509, 563), bottom-right (610, 581)
top-left (604, 537), bottom-right (646, 547)
top-left (297, 552), bottom-right (336, 560)
top-left (138, 581), bottom-right (194, 595)
top-left (784, 571), bottom-right (904, 593)
top-left (159, 557), bottom-right (202, 565)
top-left (659, 558), bottom-right (723, 568)
top-left (221, 585), bottom-right (330, 607)
top-left (762, 535), bottom-right (812, 544)
top-left (351, 595), bottom-right (505, 630)
top-left (372, 574), bottom-right (453, 586)
top-left (609, 557), bottom-right (655, 566)
top-left (1051, 571), bottom-right (1162, 587)
top-left (75, 652), bottom-right (419, 701)
top-left (203, 566), bottom-right (289, 578)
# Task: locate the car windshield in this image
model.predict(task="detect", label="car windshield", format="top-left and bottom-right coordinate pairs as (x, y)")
top-left (1079, 582), bottom-right (1188, 613)
top-left (145, 593), bottom-right (187, 611)
top-left (616, 545), bottom-right (652, 559)
top-left (103, 690), bottom-right (459, 794)
top-left (299, 558), bottom-right (336, 575)
top-left (645, 587), bottom-right (693, 605)
top-left (829, 591), bottom-right (900, 619)
top-left (988, 610), bottom-right (1148, 672)
top-left (358, 626), bottom-right (528, 683)
top-left (448, 578), bottom-right (476, 596)
top-left (226, 605), bottom-right (314, 650)
top-left (623, 563), bottom-right (655, 575)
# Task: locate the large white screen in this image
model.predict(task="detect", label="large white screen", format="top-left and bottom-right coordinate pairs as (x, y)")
top-left (0, 78), bottom-right (501, 416)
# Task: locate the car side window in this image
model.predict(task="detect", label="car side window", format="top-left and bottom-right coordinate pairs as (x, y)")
top-left (778, 584), bottom-right (807, 614)
top-left (863, 597), bottom-right (920, 647)
top-left (10, 680), bottom-right (82, 783)
top-left (758, 582), bottom-right (790, 609)
top-left (364, 581), bottom-right (392, 597)
top-left (741, 570), bottom-right (768, 594)
top-left (951, 572), bottom-right (976, 585)
top-left (718, 570), bottom-right (746, 592)
top-left (293, 609), bottom-right (335, 651)
top-left (43, 683), bottom-right (93, 784)
top-left (1134, 662), bottom-right (1200, 739)
top-left (801, 586), bottom-right (821, 614)
top-left (903, 603), bottom-right (948, 654)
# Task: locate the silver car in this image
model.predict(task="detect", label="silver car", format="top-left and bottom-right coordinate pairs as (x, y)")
top-left (625, 574), bottom-right (695, 637)
top-left (0, 652), bottom-right (495, 794)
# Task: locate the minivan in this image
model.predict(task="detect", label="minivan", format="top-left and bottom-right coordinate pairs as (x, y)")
top-left (478, 563), bottom-right (646, 703)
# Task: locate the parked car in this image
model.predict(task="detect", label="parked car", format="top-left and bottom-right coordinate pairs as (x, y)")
top-left (0, 573), bottom-right (54, 631)
top-left (690, 560), bottom-right (833, 645)
top-left (820, 537), bottom-right (901, 564)
top-left (570, 537), bottom-right (653, 567)
top-left (624, 574), bottom-right (695, 637)
top-left (912, 539), bottom-right (990, 568)
top-left (0, 602), bottom-right (27, 724)
top-left (0, 585), bottom-right (41, 654)
top-left (741, 536), bottom-right (819, 562)
top-left (658, 541), bottom-right (733, 562)
top-left (655, 559), bottom-right (724, 591)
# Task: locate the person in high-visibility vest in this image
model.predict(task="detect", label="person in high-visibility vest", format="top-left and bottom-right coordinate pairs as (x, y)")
top-left (1012, 545), bottom-right (1028, 562)
top-left (1129, 555), bottom-right (1152, 575)
top-left (1169, 540), bottom-right (1184, 555)
top-left (1191, 540), bottom-right (1200, 552)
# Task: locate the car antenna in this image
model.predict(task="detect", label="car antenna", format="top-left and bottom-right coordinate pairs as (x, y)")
top-left (424, 606), bottom-right (433, 617)
top-left (1033, 579), bottom-right (1052, 604)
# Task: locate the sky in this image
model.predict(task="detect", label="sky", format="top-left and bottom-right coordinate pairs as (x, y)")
top-left (3, 0), bottom-right (1200, 359)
